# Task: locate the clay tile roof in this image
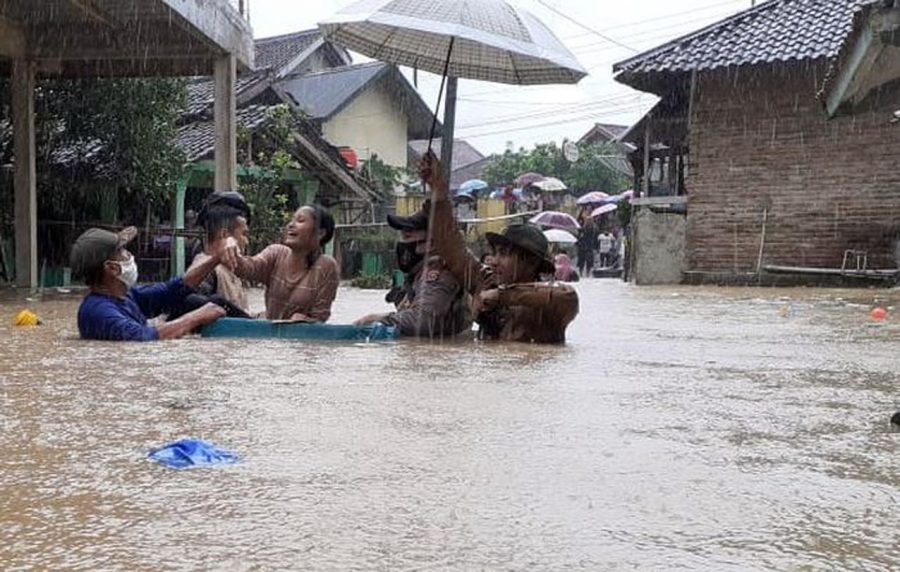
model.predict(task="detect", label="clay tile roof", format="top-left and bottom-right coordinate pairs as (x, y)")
top-left (254, 29), bottom-right (322, 72)
top-left (614, 0), bottom-right (863, 82)
top-left (175, 105), bottom-right (273, 162)
top-left (184, 73), bottom-right (270, 118)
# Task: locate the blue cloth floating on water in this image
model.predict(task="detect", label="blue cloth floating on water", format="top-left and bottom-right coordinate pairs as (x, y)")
top-left (148, 438), bottom-right (240, 469)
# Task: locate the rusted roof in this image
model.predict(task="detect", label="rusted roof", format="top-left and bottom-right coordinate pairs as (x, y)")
top-left (615, 0), bottom-right (862, 89)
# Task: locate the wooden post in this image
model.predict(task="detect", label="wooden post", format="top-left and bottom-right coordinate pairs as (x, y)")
top-left (642, 121), bottom-right (652, 198)
top-left (441, 77), bottom-right (458, 185)
top-left (214, 54), bottom-right (238, 192)
top-left (12, 59), bottom-right (37, 288)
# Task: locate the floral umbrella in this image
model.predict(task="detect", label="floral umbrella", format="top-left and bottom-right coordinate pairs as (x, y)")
top-left (515, 172), bottom-right (545, 187)
top-left (591, 203), bottom-right (618, 217)
top-left (530, 210), bottom-right (580, 231)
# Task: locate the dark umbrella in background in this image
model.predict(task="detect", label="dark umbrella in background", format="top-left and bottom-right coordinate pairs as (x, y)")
top-left (319, 0), bottom-right (587, 181)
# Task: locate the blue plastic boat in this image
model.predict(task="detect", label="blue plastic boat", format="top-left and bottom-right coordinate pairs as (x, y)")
top-left (201, 318), bottom-right (398, 341)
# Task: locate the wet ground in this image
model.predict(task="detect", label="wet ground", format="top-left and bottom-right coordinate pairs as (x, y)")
top-left (1, 281), bottom-right (898, 571)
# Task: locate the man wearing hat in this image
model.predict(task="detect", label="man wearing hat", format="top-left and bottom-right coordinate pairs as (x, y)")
top-left (420, 156), bottom-right (579, 344)
top-left (70, 226), bottom-right (228, 341)
top-left (354, 202), bottom-right (470, 338)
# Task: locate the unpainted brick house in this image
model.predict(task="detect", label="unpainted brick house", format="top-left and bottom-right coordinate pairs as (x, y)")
top-left (614, 0), bottom-right (900, 282)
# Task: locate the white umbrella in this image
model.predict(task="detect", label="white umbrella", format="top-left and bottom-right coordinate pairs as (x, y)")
top-left (543, 228), bottom-right (577, 244)
top-left (319, 0), bottom-right (587, 177)
top-left (531, 177), bottom-right (567, 192)
top-left (591, 203), bottom-right (618, 217)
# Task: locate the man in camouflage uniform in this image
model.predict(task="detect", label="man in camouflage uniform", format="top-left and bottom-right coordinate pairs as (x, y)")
top-left (355, 206), bottom-right (470, 338)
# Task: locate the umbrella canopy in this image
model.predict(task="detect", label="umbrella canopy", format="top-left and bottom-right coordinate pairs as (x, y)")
top-left (531, 177), bottom-right (567, 192)
top-left (459, 179), bottom-right (489, 194)
top-left (543, 228), bottom-right (577, 244)
top-left (318, 0), bottom-right (587, 85)
top-left (515, 172), bottom-right (545, 187)
top-left (591, 204), bottom-right (618, 217)
top-left (320, 1), bottom-right (585, 181)
top-left (530, 211), bottom-right (580, 231)
top-left (576, 191), bottom-right (610, 206)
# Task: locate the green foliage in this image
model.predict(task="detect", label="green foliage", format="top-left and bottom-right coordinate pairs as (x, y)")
top-left (483, 141), bottom-right (630, 196)
top-left (236, 104), bottom-right (302, 252)
top-left (35, 78), bottom-right (187, 217)
top-left (361, 154), bottom-right (407, 198)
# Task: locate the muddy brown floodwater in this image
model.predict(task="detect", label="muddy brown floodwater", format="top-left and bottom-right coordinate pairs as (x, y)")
top-left (1, 280), bottom-right (898, 571)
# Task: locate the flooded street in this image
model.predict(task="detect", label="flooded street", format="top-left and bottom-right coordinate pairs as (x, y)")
top-left (1, 281), bottom-right (898, 571)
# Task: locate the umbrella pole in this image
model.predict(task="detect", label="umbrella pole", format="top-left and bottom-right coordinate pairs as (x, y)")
top-left (440, 77), bottom-right (457, 184)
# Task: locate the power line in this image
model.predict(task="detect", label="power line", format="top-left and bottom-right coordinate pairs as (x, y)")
top-left (570, 10), bottom-right (747, 55)
top-left (457, 99), bottom-right (648, 133)
top-left (459, 104), bottom-right (648, 139)
top-left (533, 0), bottom-right (638, 53)
top-left (561, 0), bottom-right (748, 41)
top-left (455, 94), bottom-right (641, 129)
top-left (458, 91), bottom-right (637, 108)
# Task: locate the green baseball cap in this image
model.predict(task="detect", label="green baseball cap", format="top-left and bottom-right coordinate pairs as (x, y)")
top-left (70, 226), bottom-right (137, 278)
top-left (485, 223), bottom-right (555, 275)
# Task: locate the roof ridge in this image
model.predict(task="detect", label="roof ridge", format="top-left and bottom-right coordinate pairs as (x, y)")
top-left (613, 0), bottom-right (796, 72)
top-left (254, 29), bottom-right (319, 44)
top-left (283, 61), bottom-right (387, 79)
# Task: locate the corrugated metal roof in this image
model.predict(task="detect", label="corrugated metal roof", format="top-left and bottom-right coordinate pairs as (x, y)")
top-left (254, 29), bottom-right (321, 72)
top-left (278, 62), bottom-right (388, 120)
top-left (615, 0), bottom-right (862, 78)
top-left (408, 138), bottom-right (486, 171)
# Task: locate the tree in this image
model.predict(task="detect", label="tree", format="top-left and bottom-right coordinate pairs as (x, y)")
top-left (35, 78), bottom-right (187, 219)
top-left (482, 140), bottom-right (630, 196)
top-left (236, 104), bottom-right (301, 252)
top-left (0, 77), bottom-right (187, 266)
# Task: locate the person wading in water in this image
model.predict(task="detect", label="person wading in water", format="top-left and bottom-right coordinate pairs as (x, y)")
top-left (222, 205), bottom-right (339, 322)
top-left (354, 204), bottom-right (470, 338)
top-left (422, 155), bottom-right (579, 344)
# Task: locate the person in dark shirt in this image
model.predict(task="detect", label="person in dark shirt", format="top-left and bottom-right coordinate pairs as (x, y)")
top-left (71, 226), bottom-right (227, 341)
top-left (423, 155), bottom-right (579, 344)
top-left (354, 206), bottom-right (470, 338)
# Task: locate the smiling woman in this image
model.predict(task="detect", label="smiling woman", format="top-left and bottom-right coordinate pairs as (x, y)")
top-left (224, 205), bottom-right (340, 322)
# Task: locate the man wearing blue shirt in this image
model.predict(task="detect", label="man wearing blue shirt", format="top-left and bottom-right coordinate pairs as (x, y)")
top-left (70, 226), bottom-right (227, 341)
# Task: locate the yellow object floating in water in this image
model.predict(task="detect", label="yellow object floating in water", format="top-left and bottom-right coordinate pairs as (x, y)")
top-left (13, 309), bottom-right (41, 326)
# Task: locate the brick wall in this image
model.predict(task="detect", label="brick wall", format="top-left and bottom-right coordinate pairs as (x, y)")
top-left (686, 61), bottom-right (900, 273)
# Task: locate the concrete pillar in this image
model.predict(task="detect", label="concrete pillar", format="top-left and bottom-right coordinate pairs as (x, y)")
top-left (12, 59), bottom-right (37, 288)
top-left (170, 178), bottom-right (188, 277)
top-left (440, 77), bottom-right (458, 184)
top-left (214, 54), bottom-right (237, 192)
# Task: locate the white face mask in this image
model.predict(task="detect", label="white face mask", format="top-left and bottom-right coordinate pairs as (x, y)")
top-left (116, 255), bottom-right (139, 288)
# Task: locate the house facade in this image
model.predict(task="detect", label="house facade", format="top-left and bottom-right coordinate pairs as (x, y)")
top-left (278, 62), bottom-right (436, 169)
top-left (615, 0), bottom-right (900, 282)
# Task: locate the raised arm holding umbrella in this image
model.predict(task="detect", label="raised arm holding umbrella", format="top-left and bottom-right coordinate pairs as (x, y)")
top-left (319, 0), bottom-right (587, 181)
